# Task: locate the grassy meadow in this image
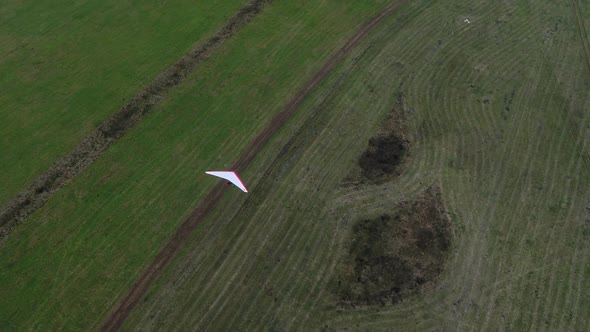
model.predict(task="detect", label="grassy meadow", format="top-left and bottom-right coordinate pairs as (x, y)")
top-left (0, 1), bottom-right (389, 329)
top-left (123, 0), bottom-right (590, 330)
top-left (0, 0), bottom-right (248, 205)
top-left (0, 0), bottom-right (588, 330)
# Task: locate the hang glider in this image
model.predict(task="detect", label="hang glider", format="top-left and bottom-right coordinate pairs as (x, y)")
top-left (205, 171), bottom-right (248, 193)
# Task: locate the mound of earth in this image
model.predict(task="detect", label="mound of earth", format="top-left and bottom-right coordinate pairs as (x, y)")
top-left (333, 187), bottom-right (452, 307)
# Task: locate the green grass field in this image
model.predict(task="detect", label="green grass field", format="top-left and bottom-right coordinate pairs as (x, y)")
top-left (1, 0), bottom-right (589, 330)
top-left (0, 0), bottom-right (248, 206)
top-left (0, 1), bottom-right (389, 329)
top-left (123, 0), bottom-right (590, 330)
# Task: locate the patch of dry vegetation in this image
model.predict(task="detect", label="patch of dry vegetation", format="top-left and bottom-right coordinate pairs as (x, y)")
top-left (333, 186), bottom-right (453, 307)
top-left (346, 91), bottom-right (410, 184)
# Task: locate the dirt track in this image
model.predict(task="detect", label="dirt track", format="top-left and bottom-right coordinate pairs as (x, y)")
top-left (100, 1), bottom-right (410, 330)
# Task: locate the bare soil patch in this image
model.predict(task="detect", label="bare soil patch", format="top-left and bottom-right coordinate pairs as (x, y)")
top-left (333, 186), bottom-right (453, 307)
top-left (359, 134), bottom-right (408, 178)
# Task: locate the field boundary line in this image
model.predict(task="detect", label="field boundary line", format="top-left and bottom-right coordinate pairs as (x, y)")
top-left (0, 0), bottom-right (272, 241)
top-left (99, 1), bottom-right (410, 330)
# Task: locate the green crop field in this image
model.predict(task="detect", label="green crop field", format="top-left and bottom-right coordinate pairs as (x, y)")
top-left (1, 0), bottom-right (589, 331)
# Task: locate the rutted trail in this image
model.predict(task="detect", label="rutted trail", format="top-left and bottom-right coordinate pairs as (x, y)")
top-left (100, 1), bottom-right (410, 330)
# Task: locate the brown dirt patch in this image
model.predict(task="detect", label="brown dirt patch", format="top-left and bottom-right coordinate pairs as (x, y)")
top-left (345, 89), bottom-right (411, 184)
top-left (333, 186), bottom-right (453, 307)
top-left (359, 134), bottom-right (408, 178)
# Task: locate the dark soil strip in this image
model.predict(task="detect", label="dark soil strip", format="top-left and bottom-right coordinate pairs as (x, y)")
top-left (0, 0), bottom-right (271, 241)
top-left (100, 1), bottom-right (410, 331)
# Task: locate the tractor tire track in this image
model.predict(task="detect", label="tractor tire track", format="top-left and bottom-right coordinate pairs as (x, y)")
top-left (100, 1), bottom-right (410, 330)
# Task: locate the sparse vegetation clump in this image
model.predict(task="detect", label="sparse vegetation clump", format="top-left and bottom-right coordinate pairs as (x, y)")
top-left (334, 187), bottom-right (452, 307)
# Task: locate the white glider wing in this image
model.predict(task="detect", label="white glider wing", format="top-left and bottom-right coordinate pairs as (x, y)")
top-left (206, 171), bottom-right (248, 193)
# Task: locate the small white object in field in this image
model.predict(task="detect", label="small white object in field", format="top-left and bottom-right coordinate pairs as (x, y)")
top-left (464, 18), bottom-right (471, 24)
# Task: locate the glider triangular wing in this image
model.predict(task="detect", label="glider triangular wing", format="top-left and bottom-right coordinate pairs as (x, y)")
top-left (206, 171), bottom-right (248, 193)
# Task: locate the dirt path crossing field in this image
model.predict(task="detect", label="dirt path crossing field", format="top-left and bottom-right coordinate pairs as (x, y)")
top-left (100, 1), bottom-right (410, 330)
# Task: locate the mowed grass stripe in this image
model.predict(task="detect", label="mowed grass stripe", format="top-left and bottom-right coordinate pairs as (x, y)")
top-left (491, 23), bottom-right (590, 329)
top-left (401, 2), bottom-right (527, 327)
top-left (490, 55), bottom-right (554, 319)
top-left (474, 70), bottom-right (548, 328)
top-left (519, 46), bottom-right (577, 326)
top-left (565, 207), bottom-right (589, 330)
top-left (518, 102), bottom-right (572, 330)
top-left (535, 127), bottom-right (589, 329)
top-left (472, 4), bottom-right (588, 330)
top-left (470, 25), bottom-right (548, 322)
top-left (391, 4), bottom-right (526, 326)
top-left (544, 166), bottom-right (584, 330)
